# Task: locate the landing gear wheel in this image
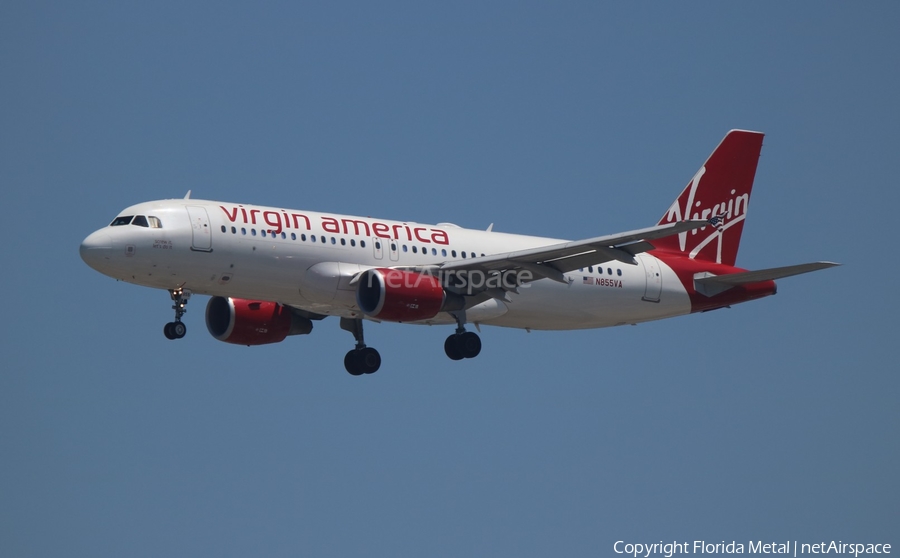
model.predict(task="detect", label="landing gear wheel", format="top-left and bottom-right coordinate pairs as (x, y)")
top-left (358, 347), bottom-right (381, 374)
top-left (445, 332), bottom-right (481, 360)
top-left (444, 335), bottom-right (464, 360)
top-left (344, 351), bottom-right (365, 376)
top-left (164, 288), bottom-right (191, 340)
top-left (164, 321), bottom-right (186, 340)
top-left (340, 318), bottom-right (382, 376)
top-left (459, 331), bottom-right (481, 358)
top-left (172, 321), bottom-right (186, 339)
top-left (344, 347), bottom-right (381, 375)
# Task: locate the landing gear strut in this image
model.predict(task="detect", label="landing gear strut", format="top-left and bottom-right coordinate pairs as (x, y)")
top-left (444, 311), bottom-right (481, 360)
top-left (340, 317), bottom-right (381, 376)
top-left (163, 288), bottom-right (191, 340)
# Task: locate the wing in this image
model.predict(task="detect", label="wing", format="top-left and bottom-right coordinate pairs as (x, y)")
top-left (397, 220), bottom-right (709, 298)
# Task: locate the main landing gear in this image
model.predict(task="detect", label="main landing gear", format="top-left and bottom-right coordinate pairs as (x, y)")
top-left (340, 317), bottom-right (381, 376)
top-left (338, 311), bottom-right (481, 374)
top-left (444, 311), bottom-right (481, 361)
top-left (163, 288), bottom-right (191, 340)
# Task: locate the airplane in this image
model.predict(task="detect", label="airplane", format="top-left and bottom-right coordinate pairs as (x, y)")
top-left (80, 130), bottom-right (838, 375)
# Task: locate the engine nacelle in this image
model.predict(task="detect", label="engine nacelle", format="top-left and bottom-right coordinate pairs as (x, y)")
top-left (205, 297), bottom-right (313, 346)
top-left (356, 268), bottom-right (459, 322)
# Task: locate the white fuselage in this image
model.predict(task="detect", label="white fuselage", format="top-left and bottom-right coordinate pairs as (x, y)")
top-left (80, 199), bottom-right (692, 330)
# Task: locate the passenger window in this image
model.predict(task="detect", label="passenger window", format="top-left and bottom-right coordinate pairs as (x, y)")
top-left (360, 240), bottom-right (366, 248)
top-left (432, 248), bottom-right (437, 256)
top-left (291, 233), bottom-right (296, 240)
top-left (451, 250), bottom-right (457, 257)
top-left (311, 235), bottom-right (316, 242)
top-left (608, 268), bottom-right (612, 275)
top-left (375, 241), bottom-right (381, 250)
top-left (442, 249), bottom-right (447, 257)
top-left (252, 229), bottom-right (257, 236)
top-left (617, 269), bottom-right (622, 276)
top-left (301, 234), bottom-right (306, 241)
top-left (220, 225), bottom-right (226, 233)
top-left (402, 245), bottom-right (408, 252)
top-left (261, 231), bottom-right (267, 237)
top-left (350, 239), bottom-right (356, 247)
top-left (231, 226), bottom-right (236, 234)
top-left (241, 228), bottom-right (246, 235)
top-left (340, 238), bottom-right (346, 246)
top-left (148, 216), bottom-right (162, 228)
top-left (461, 252), bottom-right (467, 259)
top-left (588, 266), bottom-right (593, 273)
top-left (412, 246), bottom-right (417, 253)
top-left (110, 216), bottom-right (133, 226)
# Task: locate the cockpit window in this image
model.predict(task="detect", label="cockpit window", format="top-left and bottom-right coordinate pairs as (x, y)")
top-left (132, 215), bottom-right (149, 227)
top-left (110, 216), bottom-right (133, 226)
top-left (148, 216), bottom-right (162, 228)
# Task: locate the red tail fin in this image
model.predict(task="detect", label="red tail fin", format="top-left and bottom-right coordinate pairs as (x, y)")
top-left (653, 130), bottom-right (764, 266)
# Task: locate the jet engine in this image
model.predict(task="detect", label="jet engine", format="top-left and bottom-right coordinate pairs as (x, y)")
top-left (205, 296), bottom-right (313, 346)
top-left (356, 268), bottom-right (463, 322)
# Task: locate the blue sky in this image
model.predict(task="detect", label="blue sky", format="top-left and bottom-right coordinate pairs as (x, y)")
top-left (1, 2), bottom-right (897, 556)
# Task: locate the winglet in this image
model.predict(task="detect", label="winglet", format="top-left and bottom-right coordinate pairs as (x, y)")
top-left (184, 190), bottom-right (192, 199)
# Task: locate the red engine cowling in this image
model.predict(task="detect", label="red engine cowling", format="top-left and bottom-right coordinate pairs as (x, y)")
top-left (356, 268), bottom-right (447, 322)
top-left (205, 297), bottom-right (312, 346)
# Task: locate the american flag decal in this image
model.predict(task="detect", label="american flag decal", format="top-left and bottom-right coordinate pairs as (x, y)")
top-left (583, 276), bottom-right (593, 285)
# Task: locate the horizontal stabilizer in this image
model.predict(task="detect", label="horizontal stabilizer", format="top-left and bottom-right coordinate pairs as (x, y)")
top-left (694, 261), bottom-right (840, 297)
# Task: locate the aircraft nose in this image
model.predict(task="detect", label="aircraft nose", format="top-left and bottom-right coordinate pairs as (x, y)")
top-left (80, 230), bottom-right (113, 271)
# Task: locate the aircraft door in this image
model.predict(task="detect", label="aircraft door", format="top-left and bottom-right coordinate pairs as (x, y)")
top-left (372, 237), bottom-right (384, 260)
top-left (638, 254), bottom-right (661, 302)
top-left (187, 206), bottom-right (212, 252)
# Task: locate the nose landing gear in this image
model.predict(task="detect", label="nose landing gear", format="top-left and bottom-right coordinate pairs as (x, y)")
top-left (163, 288), bottom-right (191, 340)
